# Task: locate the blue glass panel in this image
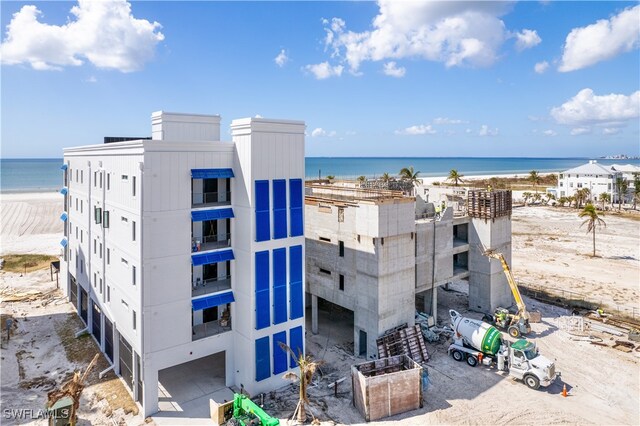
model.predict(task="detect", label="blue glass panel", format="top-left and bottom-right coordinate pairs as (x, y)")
top-left (289, 179), bottom-right (303, 237)
top-left (255, 336), bottom-right (270, 381)
top-left (273, 248), bottom-right (287, 325)
top-left (60, 164), bottom-right (68, 170)
top-left (272, 331), bottom-right (288, 375)
top-left (59, 187), bottom-right (68, 195)
top-left (191, 208), bottom-right (234, 222)
top-left (289, 245), bottom-right (303, 320)
top-left (191, 249), bottom-right (235, 266)
top-left (255, 180), bottom-right (270, 241)
top-left (289, 326), bottom-right (303, 368)
top-left (60, 212), bottom-right (68, 221)
top-left (255, 251), bottom-right (270, 329)
top-left (191, 168), bottom-right (234, 179)
top-left (60, 238), bottom-right (68, 247)
top-left (273, 180), bottom-right (287, 239)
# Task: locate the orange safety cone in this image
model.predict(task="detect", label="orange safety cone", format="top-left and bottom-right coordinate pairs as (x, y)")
top-left (562, 384), bottom-right (567, 397)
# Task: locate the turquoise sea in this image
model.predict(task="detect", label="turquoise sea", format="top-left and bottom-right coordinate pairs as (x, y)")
top-left (2, 157), bottom-right (640, 192)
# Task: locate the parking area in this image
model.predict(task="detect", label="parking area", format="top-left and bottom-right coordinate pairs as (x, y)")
top-left (153, 352), bottom-right (234, 424)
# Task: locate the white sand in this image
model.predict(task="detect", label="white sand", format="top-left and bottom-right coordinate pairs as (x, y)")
top-left (0, 192), bottom-right (64, 256)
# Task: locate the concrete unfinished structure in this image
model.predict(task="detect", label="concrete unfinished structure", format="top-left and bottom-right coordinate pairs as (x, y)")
top-left (305, 183), bottom-right (512, 359)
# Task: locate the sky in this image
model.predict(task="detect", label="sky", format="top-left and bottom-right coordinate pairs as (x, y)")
top-left (1, 0), bottom-right (639, 158)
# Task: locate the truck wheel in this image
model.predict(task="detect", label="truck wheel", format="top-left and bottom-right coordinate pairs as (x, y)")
top-left (524, 374), bottom-right (540, 390)
top-left (508, 326), bottom-right (521, 338)
top-left (482, 314), bottom-right (494, 324)
top-left (452, 350), bottom-right (464, 362)
top-left (466, 355), bottom-right (478, 367)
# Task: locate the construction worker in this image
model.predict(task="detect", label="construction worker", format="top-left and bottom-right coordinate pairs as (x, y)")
top-left (495, 310), bottom-right (507, 327)
top-left (435, 203), bottom-right (441, 219)
top-left (441, 200), bottom-right (446, 213)
top-left (487, 185), bottom-right (493, 192)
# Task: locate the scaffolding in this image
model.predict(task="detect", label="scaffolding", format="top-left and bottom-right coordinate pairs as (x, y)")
top-left (467, 190), bottom-right (512, 221)
top-left (305, 182), bottom-right (408, 205)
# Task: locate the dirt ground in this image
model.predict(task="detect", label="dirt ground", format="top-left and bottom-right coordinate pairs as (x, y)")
top-left (0, 269), bottom-right (142, 426)
top-left (511, 205), bottom-right (640, 316)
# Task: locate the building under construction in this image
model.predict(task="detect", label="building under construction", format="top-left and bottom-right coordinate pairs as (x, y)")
top-left (305, 182), bottom-right (513, 358)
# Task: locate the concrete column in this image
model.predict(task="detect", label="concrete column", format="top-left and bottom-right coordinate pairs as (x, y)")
top-left (311, 294), bottom-right (318, 334)
top-left (225, 349), bottom-right (235, 388)
top-left (432, 288), bottom-right (438, 325)
top-left (142, 366), bottom-right (158, 417)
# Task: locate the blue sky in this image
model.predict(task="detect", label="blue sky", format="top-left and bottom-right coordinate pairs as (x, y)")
top-left (1, 1), bottom-right (639, 158)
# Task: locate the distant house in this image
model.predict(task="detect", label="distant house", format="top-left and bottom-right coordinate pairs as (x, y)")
top-left (610, 164), bottom-right (640, 187)
top-left (556, 160), bottom-right (620, 202)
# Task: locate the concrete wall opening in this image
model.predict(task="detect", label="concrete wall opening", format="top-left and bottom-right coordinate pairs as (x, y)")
top-left (307, 296), bottom-right (354, 353)
top-left (453, 223), bottom-right (469, 245)
top-left (157, 351), bottom-right (232, 414)
top-left (453, 252), bottom-right (468, 275)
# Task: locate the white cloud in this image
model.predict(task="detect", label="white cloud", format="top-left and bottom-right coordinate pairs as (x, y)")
top-left (85, 75), bottom-right (97, 83)
top-left (514, 29), bottom-right (542, 51)
top-left (465, 128), bottom-right (472, 134)
top-left (304, 62), bottom-right (344, 79)
top-left (570, 127), bottom-right (591, 136)
top-left (395, 124), bottom-right (437, 135)
top-left (0, 0), bottom-right (164, 72)
top-left (311, 128), bottom-right (336, 138)
top-left (534, 61), bottom-right (549, 74)
top-left (345, 130), bottom-right (357, 136)
top-left (543, 129), bottom-right (557, 137)
top-left (479, 125), bottom-right (499, 136)
top-left (433, 117), bottom-right (467, 125)
top-left (559, 5), bottom-right (640, 72)
top-left (382, 61), bottom-right (406, 77)
top-left (551, 88), bottom-right (640, 127)
top-left (603, 127), bottom-right (620, 135)
top-left (317, 1), bottom-right (517, 73)
top-left (274, 49), bottom-right (289, 67)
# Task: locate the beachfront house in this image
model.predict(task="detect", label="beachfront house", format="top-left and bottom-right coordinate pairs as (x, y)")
top-left (59, 112), bottom-right (306, 417)
top-left (556, 160), bottom-right (621, 204)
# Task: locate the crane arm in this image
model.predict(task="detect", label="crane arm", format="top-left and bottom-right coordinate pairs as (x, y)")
top-left (484, 250), bottom-right (529, 320)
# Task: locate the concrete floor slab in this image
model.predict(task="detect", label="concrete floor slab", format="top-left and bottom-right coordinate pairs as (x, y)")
top-left (153, 351), bottom-right (233, 425)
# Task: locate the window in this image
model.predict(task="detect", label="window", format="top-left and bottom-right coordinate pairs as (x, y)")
top-left (132, 265), bottom-right (136, 286)
top-left (132, 310), bottom-right (137, 331)
top-left (132, 176), bottom-right (136, 196)
top-left (560, 182), bottom-right (564, 187)
top-left (80, 261), bottom-right (83, 274)
top-left (122, 175), bottom-right (128, 180)
top-left (94, 239), bottom-right (97, 254)
top-left (93, 273), bottom-right (97, 288)
top-left (107, 286), bottom-right (110, 302)
top-left (107, 248), bottom-right (110, 264)
top-left (75, 198), bottom-right (78, 210)
top-left (99, 172), bottom-right (103, 189)
top-left (75, 251), bottom-right (78, 268)
top-left (94, 171), bottom-right (97, 187)
top-left (107, 174), bottom-right (110, 190)
top-left (121, 258), bottom-right (128, 266)
top-left (80, 200), bottom-right (83, 214)
top-left (319, 236), bottom-right (330, 242)
top-left (121, 300), bottom-right (129, 310)
top-left (81, 170), bottom-right (83, 184)
top-left (357, 235), bottom-right (361, 243)
top-left (339, 274), bottom-right (345, 291)
top-left (99, 243), bottom-right (103, 259)
top-left (577, 183), bottom-right (583, 188)
top-left (99, 278), bottom-right (103, 294)
top-left (339, 240), bottom-right (344, 257)
top-left (80, 230), bottom-right (83, 243)
top-left (95, 206), bottom-right (102, 224)
top-left (319, 268), bottom-right (331, 275)
top-left (75, 226), bottom-right (78, 239)
top-left (132, 221), bottom-right (136, 241)
top-left (121, 216), bottom-right (128, 223)
top-left (76, 170), bottom-right (78, 181)
top-left (570, 183), bottom-right (574, 188)
top-left (103, 210), bottom-right (110, 228)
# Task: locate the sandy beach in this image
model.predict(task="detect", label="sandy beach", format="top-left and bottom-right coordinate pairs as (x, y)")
top-left (0, 192), bottom-right (63, 256)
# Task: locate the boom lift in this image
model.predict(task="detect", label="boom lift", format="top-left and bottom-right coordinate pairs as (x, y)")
top-left (482, 249), bottom-right (531, 338)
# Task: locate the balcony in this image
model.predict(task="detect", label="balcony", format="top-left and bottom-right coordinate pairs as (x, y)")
top-left (192, 232), bottom-right (231, 252)
top-left (191, 293), bottom-right (233, 341)
top-left (192, 190), bottom-right (231, 207)
top-left (192, 275), bottom-right (231, 298)
top-left (192, 318), bottom-right (231, 340)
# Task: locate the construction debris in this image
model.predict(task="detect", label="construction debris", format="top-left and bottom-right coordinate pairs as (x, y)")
top-left (612, 341), bottom-right (635, 353)
top-left (377, 325), bottom-right (429, 364)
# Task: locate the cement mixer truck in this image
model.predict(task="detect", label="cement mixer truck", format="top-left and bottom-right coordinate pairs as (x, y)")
top-left (448, 310), bottom-right (557, 390)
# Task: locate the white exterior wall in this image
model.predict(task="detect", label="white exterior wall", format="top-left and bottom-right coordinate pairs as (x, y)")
top-left (231, 118), bottom-right (306, 396)
top-left (63, 112), bottom-right (306, 417)
top-left (558, 172), bottom-right (614, 200)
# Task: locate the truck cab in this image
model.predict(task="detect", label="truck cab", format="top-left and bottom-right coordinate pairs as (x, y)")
top-left (503, 339), bottom-right (557, 389)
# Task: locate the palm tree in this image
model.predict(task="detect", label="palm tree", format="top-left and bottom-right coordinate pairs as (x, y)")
top-left (568, 195), bottom-right (576, 208)
top-left (615, 177), bottom-right (629, 211)
top-left (533, 193), bottom-right (542, 204)
top-left (381, 172), bottom-right (391, 183)
top-left (522, 192), bottom-right (532, 206)
top-left (544, 193), bottom-right (556, 205)
top-left (279, 342), bottom-right (323, 423)
top-left (326, 175), bottom-right (335, 180)
top-left (574, 188), bottom-right (588, 209)
top-left (598, 192), bottom-right (611, 211)
top-left (447, 169), bottom-right (464, 186)
top-left (357, 175), bottom-right (366, 186)
top-left (579, 203), bottom-right (606, 257)
top-left (528, 170), bottom-right (542, 193)
top-left (399, 166), bottom-right (420, 195)
top-left (557, 196), bottom-right (567, 207)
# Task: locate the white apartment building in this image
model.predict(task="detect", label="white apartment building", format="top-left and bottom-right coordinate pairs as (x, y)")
top-left (60, 112), bottom-right (306, 416)
top-left (556, 160), bottom-right (620, 201)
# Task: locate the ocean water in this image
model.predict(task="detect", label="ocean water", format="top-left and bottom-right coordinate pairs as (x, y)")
top-left (2, 157), bottom-right (639, 192)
